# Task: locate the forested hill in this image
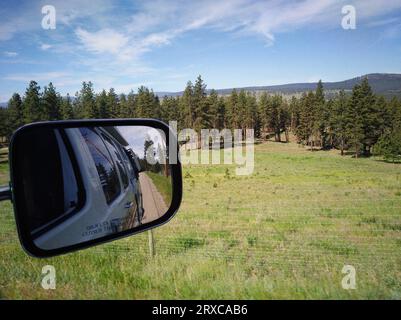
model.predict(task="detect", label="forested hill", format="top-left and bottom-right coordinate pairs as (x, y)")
top-left (1, 73), bottom-right (401, 108)
top-left (156, 73), bottom-right (401, 98)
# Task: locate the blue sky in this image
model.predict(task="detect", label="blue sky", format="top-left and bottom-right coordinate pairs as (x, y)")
top-left (1, 0), bottom-right (401, 101)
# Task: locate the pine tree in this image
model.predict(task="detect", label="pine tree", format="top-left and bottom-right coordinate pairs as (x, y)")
top-left (278, 99), bottom-right (290, 142)
top-left (235, 90), bottom-right (247, 131)
top-left (375, 129), bottom-right (401, 162)
top-left (384, 97), bottom-right (400, 131)
top-left (208, 89), bottom-right (225, 129)
top-left (136, 86), bottom-right (160, 118)
top-left (6, 93), bottom-right (23, 139)
top-left (22, 81), bottom-right (42, 123)
top-left (192, 75), bottom-right (211, 133)
top-left (245, 92), bottom-right (260, 138)
top-left (107, 88), bottom-right (119, 118)
top-left (60, 93), bottom-right (74, 120)
top-left (119, 93), bottom-right (127, 118)
top-left (346, 84), bottom-right (364, 157)
top-left (388, 97), bottom-right (401, 130)
top-left (269, 94), bottom-right (282, 142)
top-left (374, 96), bottom-right (401, 162)
top-left (126, 90), bottom-right (136, 118)
top-left (42, 82), bottom-right (60, 120)
top-left (315, 80), bottom-right (327, 148)
top-left (160, 96), bottom-right (169, 122)
top-left (72, 91), bottom-right (83, 118)
top-left (80, 82), bottom-right (97, 119)
top-left (296, 92), bottom-right (315, 148)
top-left (136, 86), bottom-right (147, 118)
top-left (153, 94), bottom-right (161, 119)
top-left (161, 96), bottom-right (180, 124)
top-left (218, 97), bottom-right (226, 128)
top-left (7, 76), bottom-right (398, 159)
top-left (289, 96), bottom-right (299, 133)
top-left (331, 90), bottom-right (348, 155)
top-left (258, 92), bottom-right (269, 139)
top-left (227, 89), bottom-right (239, 130)
top-left (97, 89), bottom-right (109, 118)
top-left (359, 78), bottom-right (380, 155)
top-left (394, 98), bottom-right (401, 129)
top-left (375, 95), bottom-right (388, 137)
top-left (181, 81), bottom-right (194, 128)
top-left (192, 76), bottom-right (211, 133)
top-left (173, 97), bottom-right (183, 125)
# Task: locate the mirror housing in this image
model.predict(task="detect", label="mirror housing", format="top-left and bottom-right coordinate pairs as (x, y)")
top-left (7, 119), bottom-right (182, 258)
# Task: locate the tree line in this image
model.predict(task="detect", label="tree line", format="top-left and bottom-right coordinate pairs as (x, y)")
top-left (1, 75), bottom-right (400, 161)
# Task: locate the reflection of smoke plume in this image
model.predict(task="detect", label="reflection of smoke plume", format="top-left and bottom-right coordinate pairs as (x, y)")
top-left (144, 135), bottom-right (156, 165)
top-left (144, 133), bottom-right (167, 165)
top-left (142, 135), bottom-right (169, 175)
top-left (157, 143), bottom-right (166, 164)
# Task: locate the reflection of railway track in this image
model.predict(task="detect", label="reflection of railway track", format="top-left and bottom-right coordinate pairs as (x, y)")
top-left (139, 173), bottom-right (168, 224)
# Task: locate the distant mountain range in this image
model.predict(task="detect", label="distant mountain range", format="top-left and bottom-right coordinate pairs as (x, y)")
top-left (1, 73), bottom-right (401, 107)
top-left (155, 73), bottom-right (401, 98)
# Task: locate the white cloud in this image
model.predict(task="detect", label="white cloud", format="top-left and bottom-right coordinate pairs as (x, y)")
top-left (52, 0), bottom-right (115, 26)
top-left (2, 0), bottom-right (401, 60)
top-left (0, 0), bottom-right (114, 42)
top-left (158, 0), bottom-right (401, 44)
top-left (5, 71), bottom-right (69, 82)
top-left (367, 17), bottom-right (400, 28)
top-left (73, 0), bottom-right (401, 61)
top-left (75, 27), bottom-right (129, 55)
top-left (40, 43), bottom-right (53, 50)
top-left (2, 0), bottom-right (401, 100)
top-left (3, 51), bottom-right (18, 57)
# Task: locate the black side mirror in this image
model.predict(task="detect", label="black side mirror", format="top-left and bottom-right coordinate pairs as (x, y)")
top-left (2, 119), bottom-right (182, 257)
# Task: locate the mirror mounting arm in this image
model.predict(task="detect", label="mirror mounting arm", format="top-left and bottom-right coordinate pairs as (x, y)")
top-left (0, 185), bottom-right (11, 202)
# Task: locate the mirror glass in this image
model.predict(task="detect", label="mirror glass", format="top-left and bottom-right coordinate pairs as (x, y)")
top-left (13, 125), bottom-right (172, 250)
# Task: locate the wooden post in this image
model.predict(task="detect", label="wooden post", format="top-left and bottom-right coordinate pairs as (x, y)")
top-left (148, 229), bottom-right (155, 257)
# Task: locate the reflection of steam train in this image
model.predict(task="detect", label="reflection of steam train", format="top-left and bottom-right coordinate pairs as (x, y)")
top-left (30, 126), bottom-right (144, 250)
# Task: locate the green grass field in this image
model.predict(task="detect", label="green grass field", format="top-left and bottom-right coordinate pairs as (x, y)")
top-left (0, 141), bottom-right (400, 299)
top-left (0, 147), bottom-right (9, 184)
top-left (146, 171), bottom-right (172, 206)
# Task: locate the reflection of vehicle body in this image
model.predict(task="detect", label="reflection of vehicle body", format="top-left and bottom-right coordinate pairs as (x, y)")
top-left (125, 148), bottom-right (143, 178)
top-left (123, 147), bottom-right (144, 219)
top-left (34, 127), bottom-right (144, 250)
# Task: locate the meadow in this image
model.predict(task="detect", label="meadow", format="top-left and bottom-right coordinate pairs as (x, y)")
top-left (0, 141), bottom-right (400, 299)
top-left (146, 171), bottom-right (172, 206)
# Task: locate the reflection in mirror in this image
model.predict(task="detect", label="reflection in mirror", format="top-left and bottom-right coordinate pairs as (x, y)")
top-left (14, 125), bottom-right (172, 250)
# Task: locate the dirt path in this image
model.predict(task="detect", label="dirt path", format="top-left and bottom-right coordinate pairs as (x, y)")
top-left (139, 173), bottom-right (168, 224)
